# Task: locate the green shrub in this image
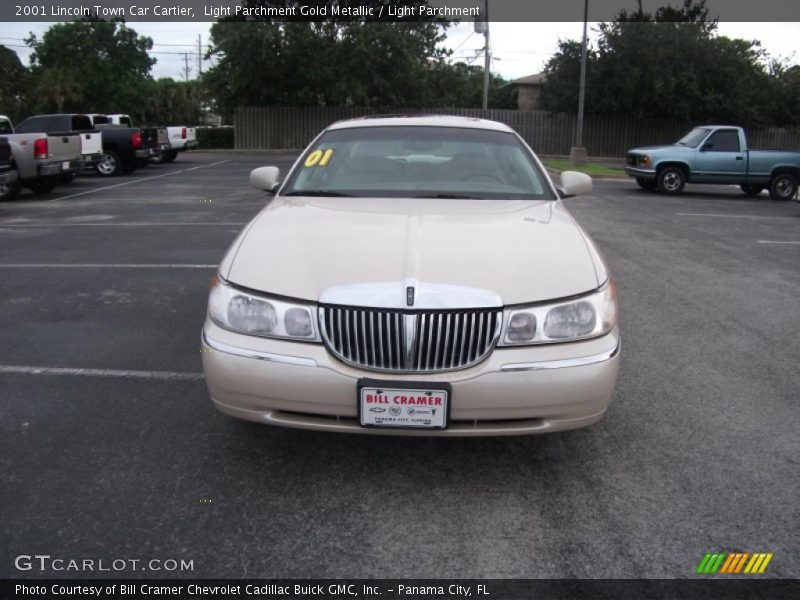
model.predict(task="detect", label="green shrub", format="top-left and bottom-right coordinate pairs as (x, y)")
top-left (197, 126), bottom-right (234, 149)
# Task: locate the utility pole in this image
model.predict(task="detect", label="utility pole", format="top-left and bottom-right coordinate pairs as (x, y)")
top-left (481, 0), bottom-right (490, 110)
top-left (197, 34), bottom-right (202, 76)
top-left (570, 0), bottom-right (589, 165)
top-left (181, 52), bottom-right (193, 82)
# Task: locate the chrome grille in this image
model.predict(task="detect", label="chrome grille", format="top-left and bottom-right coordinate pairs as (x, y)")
top-left (319, 305), bottom-right (503, 373)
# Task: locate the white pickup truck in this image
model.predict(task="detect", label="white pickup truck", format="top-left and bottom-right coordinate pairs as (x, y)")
top-left (108, 114), bottom-right (197, 163)
top-left (0, 114), bottom-right (84, 198)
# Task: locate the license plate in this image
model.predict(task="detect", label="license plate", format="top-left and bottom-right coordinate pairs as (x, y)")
top-left (62, 161), bottom-right (70, 170)
top-left (359, 381), bottom-right (449, 429)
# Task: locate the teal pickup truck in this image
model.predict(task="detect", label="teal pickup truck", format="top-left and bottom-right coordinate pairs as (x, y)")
top-left (625, 125), bottom-right (800, 200)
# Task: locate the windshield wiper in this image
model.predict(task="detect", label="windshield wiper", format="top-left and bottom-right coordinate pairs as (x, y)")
top-left (413, 193), bottom-right (483, 199)
top-left (284, 190), bottom-right (355, 197)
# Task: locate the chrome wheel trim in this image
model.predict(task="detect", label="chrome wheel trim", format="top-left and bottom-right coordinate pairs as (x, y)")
top-left (96, 154), bottom-right (117, 175)
top-left (662, 170), bottom-right (682, 192)
top-left (775, 177), bottom-right (793, 198)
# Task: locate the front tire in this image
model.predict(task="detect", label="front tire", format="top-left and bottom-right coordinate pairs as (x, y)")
top-left (657, 167), bottom-right (686, 195)
top-left (0, 176), bottom-right (20, 201)
top-left (740, 185), bottom-right (764, 197)
top-left (96, 151), bottom-right (121, 177)
top-left (636, 177), bottom-right (657, 191)
top-left (768, 173), bottom-right (797, 201)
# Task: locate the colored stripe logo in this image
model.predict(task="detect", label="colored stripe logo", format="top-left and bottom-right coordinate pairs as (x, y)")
top-left (697, 552), bottom-right (773, 574)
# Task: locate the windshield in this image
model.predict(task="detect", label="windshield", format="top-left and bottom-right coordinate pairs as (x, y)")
top-left (675, 127), bottom-right (710, 147)
top-left (282, 125), bottom-right (554, 200)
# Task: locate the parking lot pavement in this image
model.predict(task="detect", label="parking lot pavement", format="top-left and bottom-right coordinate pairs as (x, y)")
top-left (1, 158), bottom-right (798, 579)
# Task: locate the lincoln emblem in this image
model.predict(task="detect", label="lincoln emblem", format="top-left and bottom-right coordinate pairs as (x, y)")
top-left (406, 286), bottom-right (415, 306)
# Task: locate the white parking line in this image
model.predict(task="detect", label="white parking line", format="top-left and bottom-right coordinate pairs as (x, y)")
top-left (50, 159), bottom-right (232, 201)
top-left (0, 222), bottom-right (247, 227)
top-left (0, 264), bottom-right (216, 268)
top-left (758, 240), bottom-right (800, 245)
top-left (676, 213), bottom-right (798, 221)
top-left (0, 364), bottom-right (203, 380)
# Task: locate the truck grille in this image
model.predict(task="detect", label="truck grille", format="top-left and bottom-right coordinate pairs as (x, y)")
top-left (319, 305), bottom-right (503, 373)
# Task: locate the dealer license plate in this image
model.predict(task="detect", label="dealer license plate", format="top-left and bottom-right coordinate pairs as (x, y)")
top-left (359, 385), bottom-right (448, 429)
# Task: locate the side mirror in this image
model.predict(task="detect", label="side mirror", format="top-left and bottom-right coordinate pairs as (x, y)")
top-left (250, 166), bottom-right (280, 194)
top-left (558, 171), bottom-right (593, 198)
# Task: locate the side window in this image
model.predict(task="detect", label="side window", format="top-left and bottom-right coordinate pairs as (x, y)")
top-left (71, 116), bottom-right (93, 131)
top-left (706, 130), bottom-right (740, 152)
top-left (120, 117), bottom-right (132, 127)
top-left (0, 118), bottom-right (12, 134)
top-left (14, 117), bottom-right (42, 133)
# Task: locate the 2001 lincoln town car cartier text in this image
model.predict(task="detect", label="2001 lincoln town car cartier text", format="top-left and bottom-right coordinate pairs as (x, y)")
top-left (202, 116), bottom-right (620, 436)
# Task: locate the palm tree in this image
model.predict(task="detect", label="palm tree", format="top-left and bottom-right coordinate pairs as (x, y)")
top-left (35, 68), bottom-right (83, 112)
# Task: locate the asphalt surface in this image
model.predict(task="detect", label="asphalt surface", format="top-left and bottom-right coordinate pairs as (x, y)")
top-left (1, 153), bottom-right (798, 579)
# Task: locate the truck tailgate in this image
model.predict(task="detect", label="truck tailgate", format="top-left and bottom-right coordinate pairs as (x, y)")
top-left (47, 133), bottom-right (82, 162)
top-left (140, 128), bottom-right (160, 150)
top-left (79, 131), bottom-right (103, 156)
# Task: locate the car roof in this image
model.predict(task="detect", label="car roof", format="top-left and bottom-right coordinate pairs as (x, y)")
top-left (327, 114), bottom-right (515, 133)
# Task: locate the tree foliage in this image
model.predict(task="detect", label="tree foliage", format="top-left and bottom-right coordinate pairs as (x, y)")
top-left (26, 19), bottom-right (155, 118)
top-left (541, 0), bottom-right (796, 127)
top-left (0, 45), bottom-right (30, 122)
top-left (204, 1), bottom-right (510, 117)
top-left (140, 79), bottom-right (204, 126)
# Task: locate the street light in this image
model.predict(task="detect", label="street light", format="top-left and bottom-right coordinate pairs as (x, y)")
top-left (570, 0), bottom-right (589, 165)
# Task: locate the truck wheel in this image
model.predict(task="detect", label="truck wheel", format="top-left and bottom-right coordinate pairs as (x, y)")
top-left (656, 167), bottom-right (686, 195)
top-left (163, 150), bottom-right (178, 163)
top-left (29, 177), bottom-right (58, 194)
top-left (768, 173), bottom-right (797, 201)
top-left (0, 177), bottom-right (20, 201)
top-left (740, 185), bottom-right (763, 197)
top-left (96, 151), bottom-right (121, 177)
top-left (60, 172), bottom-right (77, 183)
top-left (636, 177), bottom-right (657, 191)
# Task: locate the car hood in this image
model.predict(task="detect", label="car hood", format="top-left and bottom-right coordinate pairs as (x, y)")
top-left (223, 196), bottom-right (603, 306)
top-left (629, 144), bottom-right (693, 154)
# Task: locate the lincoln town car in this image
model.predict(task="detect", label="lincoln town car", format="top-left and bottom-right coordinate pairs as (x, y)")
top-left (202, 116), bottom-right (620, 436)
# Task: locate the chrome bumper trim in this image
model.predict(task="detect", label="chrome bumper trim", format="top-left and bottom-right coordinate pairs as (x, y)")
top-left (202, 330), bottom-right (318, 368)
top-left (624, 166), bottom-right (656, 178)
top-left (499, 341), bottom-right (620, 372)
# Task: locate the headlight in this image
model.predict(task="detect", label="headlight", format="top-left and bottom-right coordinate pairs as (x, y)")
top-left (499, 280), bottom-right (617, 345)
top-left (208, 276), bottom-right (320, 341)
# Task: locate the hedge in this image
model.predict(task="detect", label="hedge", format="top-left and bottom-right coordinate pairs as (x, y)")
top-left (196, 126), bottom-right (235, 149)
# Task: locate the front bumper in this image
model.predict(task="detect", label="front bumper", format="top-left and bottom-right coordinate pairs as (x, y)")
top-left (202, 320), bottom-right (620, 437)
top-left (624, 166), bottom-right (656, 179)
top-left (0, 169), bottom-right (18, 185)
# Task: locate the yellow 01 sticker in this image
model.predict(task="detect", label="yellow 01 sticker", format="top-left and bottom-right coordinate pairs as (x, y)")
top-left (304, 148), bottom-right (334, 168)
